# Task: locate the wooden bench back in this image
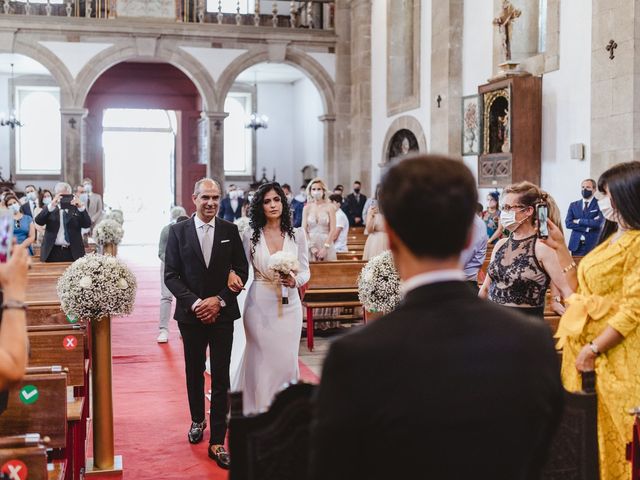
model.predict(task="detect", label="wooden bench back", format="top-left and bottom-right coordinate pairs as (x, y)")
top-left (26, 275), bottom-right (61, 305)
top-left (306, 261), bottom-right (366, 290)
top-left (27, 325), bottom-right (86, 387)
top-left (26, 304), bottom-right (71, 327)
top-left (28, 262), bottom-right (72, 277)
top-left (0, 371), bottom-right (68, 449)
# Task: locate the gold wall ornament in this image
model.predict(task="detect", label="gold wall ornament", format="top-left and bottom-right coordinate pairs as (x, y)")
top-left (482, 87), bottom-right (511, 155)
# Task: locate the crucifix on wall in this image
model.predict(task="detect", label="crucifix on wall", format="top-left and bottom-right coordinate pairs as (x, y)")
top-left (493, 0), bottom-right (522, 62)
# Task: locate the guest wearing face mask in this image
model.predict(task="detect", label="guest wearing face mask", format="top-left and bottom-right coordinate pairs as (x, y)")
top-left (81, 178), bottom-right (104, 230)
top-left (241, 190), bottom-right (254, 219)
top-left (19, 185), bottom-right (40, 219)
top-left (541, 161), bottom-right (640, 480)
top-left (478, 181), bottom-right (573, 319)
top-left (4, 194), bottom-right (36, 255)
top-left (302, 178), bottom-right (337, 262)
top-left (290, 185), bottom-right (307, 228)
top-left (343, 181), bottom-right (367, 226)
top-left (218, 184), bottom-right (245, 222)
top-left (564, 179), bottom-right (604, 256)
top-left (33, 189), bottom-right (53, 245)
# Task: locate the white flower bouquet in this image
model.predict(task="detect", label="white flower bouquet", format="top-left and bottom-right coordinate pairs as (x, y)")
top-left (57, 253), bottom-right (137, 320)
top-left (93, 219), bottom-right (124, 246)
top-left (267, 251), bottom-right (299, 304)
top-left (234, 217), bottom-right (251, 237)
top-left (104, 210), bottom-right (124, 225)
top-left (357, 250), bottom-right (401, 314)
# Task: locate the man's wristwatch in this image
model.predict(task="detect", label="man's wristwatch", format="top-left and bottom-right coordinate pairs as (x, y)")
top-left (216, 296), bottom-right (226, 308)
top-left (588, 342), bottom-right (600, 356)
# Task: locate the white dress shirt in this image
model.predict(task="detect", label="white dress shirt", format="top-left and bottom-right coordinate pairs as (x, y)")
top-left (48, 202), bottom-right (86, 247)
top-left (192, 215), bottom-right (223, 311)
top-left (400, 269), bottom-right (467, 297)
top-left (334, 208), bottom-right (350, 252)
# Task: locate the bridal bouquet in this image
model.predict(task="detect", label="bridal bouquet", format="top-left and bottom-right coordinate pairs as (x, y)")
top-left (234, 216), bottom-right (251, 237)
top-left (93, 219), bottom-right (124, 246)
top-left (267, 251), bottom-right (300, 304)
top-left (57, 253), bottom-right (137, 321)
top-left (358, 250), bottom-right (401, 315)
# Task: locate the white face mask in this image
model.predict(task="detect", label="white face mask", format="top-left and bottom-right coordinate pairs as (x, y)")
top-left (311, 190), bottom-right (323, 201)
top-left (500, 208), bottom-right (530, 232)
top-left (80, 193), bottom-right (89, 204)
top-left (8, 203), bottom-right (20, 213)
top-left (229, 191), bottom-right (238, 200)
top-left (598, 196), bottom-right (617, 222)
top-left (83, 184), bottom-right (92, 194)
top-left (27, 192), bottom-right (37, 201)
top-left (43, 197), bottom-right (52, 206)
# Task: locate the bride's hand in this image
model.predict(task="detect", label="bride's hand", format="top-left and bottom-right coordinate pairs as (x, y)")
top-left (279, 273), bottom-right (296, 288)
top-left (227, 270), bottom-right (244, 292)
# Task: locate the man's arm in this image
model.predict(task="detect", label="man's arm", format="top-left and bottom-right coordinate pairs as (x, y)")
top-left (564, 204), bottom-right (587, 232)
top-left (34, 205), bottom-right (52, 226)
top-left (216, 224), bottom-right (249, 306)
top-left (164, 226), bottom-right (200, 310)
top-left (78, 209), bottom-right (92, 229)
top-left (577, 213), bottom-right (604, 229)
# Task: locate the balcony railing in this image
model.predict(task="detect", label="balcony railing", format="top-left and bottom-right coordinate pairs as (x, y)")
top-left (0, 1), bottom-right (335, 30)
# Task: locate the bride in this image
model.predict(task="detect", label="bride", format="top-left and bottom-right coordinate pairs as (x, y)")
top-left (230, 182), bottom-right (310, 414)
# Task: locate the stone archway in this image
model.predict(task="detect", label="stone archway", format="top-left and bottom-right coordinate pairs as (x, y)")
top-left (380, 115), bottom-right (428, 166)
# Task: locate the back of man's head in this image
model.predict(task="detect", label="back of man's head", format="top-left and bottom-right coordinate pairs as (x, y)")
top-left (54, 182), bottom-right (72, 195)
top-left (379, 155), bottom-right (477, 258)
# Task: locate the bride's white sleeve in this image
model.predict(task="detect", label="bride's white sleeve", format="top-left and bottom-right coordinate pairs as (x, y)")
top-left (242, 229), bottom-right (253, 269)
top-left (295, 228), bottom-right (310, 287)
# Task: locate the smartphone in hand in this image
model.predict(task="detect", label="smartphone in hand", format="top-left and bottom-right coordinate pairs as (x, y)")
top-left (536, 203), bottom-right (549, 239)
top-left (0, 210), bottom-right (14, 263)
top-left (60, 194), bottom-right (74, 210)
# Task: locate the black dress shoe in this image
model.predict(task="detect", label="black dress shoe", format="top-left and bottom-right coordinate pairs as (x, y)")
top-left (208, 444), bottom-right (230, 470)
top-left (188, 420), bottom-right (206, 444)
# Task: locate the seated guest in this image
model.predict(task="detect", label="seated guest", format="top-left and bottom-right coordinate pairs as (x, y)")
top-left (35, 182), bottom-right (91, 262)
top-left (329, 194), bottom-right (349, 253)
top-left (459, 213), bottom-right (488, 290)
top-left (19, 184), bottom-right (40, 218)
top-left (218, 184), bottom-right (244, 222)
top-left (310, 155), bottom-right (563, 480)
top-left (4, 194), bottom-right (36, 255)
top-left (0, 243), bottom-right (30, 391)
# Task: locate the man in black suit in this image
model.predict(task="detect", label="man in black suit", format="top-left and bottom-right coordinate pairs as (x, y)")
top-left (343, 180), bottom-right (367, 226)
top-left (310, 155), bottom-right (563, 480)
top-left (19, 184), bottom-right (39, 218)
top-left (35, 182), bottom-right (91, 262)
top-left (217, 184), bottom-right (244, 222)
top-left (164, 178), bottom-right (248, 470)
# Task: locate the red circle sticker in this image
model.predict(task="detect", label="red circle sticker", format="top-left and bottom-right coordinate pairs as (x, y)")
top-left (1, 459), bottom-right (28, 480)
top-left (63, 335), bottom-right (78, 351)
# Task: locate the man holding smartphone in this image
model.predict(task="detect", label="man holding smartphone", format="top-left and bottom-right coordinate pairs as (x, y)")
top-left (35, 182), bottom-right (92, 262)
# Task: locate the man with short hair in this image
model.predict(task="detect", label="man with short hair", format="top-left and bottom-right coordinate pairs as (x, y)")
top-left (218, 184), bottom-right (244, 222)
top-left (565, 178), bottom-right (603, 256)
top-left (35, 182), bottom-right (92, 262)
top-left (79, 178), bottom-right (104, 230)
top-left (343, 181), bottom-right (367, 226)
top-left (329, 194), bottom-right (349, 253)
top-left (164, 178), bottom-right (248, 470)
top-left (20, 184), bottom-right (40, 218)
top-left (310, 155), bottom-right (563, 480)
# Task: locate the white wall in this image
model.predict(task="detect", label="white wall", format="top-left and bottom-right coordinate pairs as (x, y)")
top-left (461, 0), bottom-right (592, 218)
top-left (370, 0), bottom-right (432, 191)
top-left (0, 74), bottom-right (10, 181)
top-left (255, 79), bottom-right (323, 189)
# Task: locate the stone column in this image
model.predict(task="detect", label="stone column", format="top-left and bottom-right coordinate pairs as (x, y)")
top-left (333, 0), bottom-right (352, 188)
top-left (430, 0), bottom-right (463, 155)
top-left (349, 0), bottom-right (372, 193)
top-left (60, 107), bottom-right (88, 188)
top-left (590, 1), bottom-right (639, 178)
top-left (203, 111), bottom-right (229, 186)
top-left (319, 114), bottom-right (337, 182)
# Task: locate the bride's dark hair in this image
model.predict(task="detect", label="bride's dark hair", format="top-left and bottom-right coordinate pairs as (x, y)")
top-left (248, 182), bottom-right (295, 257)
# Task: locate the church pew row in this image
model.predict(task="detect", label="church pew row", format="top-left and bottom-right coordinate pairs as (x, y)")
top-left (0, 435), bottom-right (66, 480)
top-left (32, 244), bottom-right (96, 262)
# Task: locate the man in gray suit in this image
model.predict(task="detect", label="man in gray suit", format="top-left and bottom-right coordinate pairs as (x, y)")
top-left (79, 178), bottom-right (104, 230)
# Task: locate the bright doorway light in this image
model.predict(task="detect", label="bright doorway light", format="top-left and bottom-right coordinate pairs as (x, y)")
top-left (102, 108), bottom-right (176, 246)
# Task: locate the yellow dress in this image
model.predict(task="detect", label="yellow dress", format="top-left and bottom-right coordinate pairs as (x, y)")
top-left (558, 230), bottom-right (640, 480)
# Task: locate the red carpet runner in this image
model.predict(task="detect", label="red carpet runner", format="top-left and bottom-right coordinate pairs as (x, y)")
top-left (101, 257), bottom-right (318, 479)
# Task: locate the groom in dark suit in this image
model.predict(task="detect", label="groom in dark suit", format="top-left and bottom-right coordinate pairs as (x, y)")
top-left (310, 155), bottom-right (563, 480)
top-left (164, 178), bottom-right (248, 470)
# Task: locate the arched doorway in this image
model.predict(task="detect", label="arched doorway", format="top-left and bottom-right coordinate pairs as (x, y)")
top-left (221, 62), bottom-right (325, 191)
top-left (83, 61), bottom-right (204, 245)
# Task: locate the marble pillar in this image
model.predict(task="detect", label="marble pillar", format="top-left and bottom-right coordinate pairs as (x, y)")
top-left (203, 111), bottom-right (229, 186)
top-left (60, 107), bottom-right (88, 187)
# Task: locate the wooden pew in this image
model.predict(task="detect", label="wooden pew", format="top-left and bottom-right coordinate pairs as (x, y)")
top-left (28, 325), bottom-right (87, 388)
top-left (0, 434), bottom-right (64, 480)
top-left (29, 262), bottom-right (72, 277)
top-left (0, 369), bottom-right (68, 449)
top-left (302, 261), bottom-right (366, 351)
top-left (337, 251), bottom-right (363, 261)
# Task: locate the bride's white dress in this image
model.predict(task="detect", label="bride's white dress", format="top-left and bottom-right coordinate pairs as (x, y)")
top-left (232, 227), bottom-right (310, 415)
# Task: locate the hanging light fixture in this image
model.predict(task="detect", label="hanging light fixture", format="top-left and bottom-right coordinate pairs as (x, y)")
top-left (1, 63), bottom-right (23, 129)
top-left (245, 69), bottom-right (268, 131)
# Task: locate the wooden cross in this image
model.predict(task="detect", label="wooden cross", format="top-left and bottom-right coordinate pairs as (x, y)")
top-left (606, 39), bottom-right (618, 60)
top-left (493, 0), bottom-right (522, 62)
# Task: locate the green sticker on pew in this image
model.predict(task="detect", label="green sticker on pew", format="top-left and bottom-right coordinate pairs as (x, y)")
top-left (66, 315), bottom-right (78, 324)
top-left (19, 385), bottom-right (39, 405)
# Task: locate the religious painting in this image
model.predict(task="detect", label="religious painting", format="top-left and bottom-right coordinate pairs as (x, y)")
top-left (461, 95), bottom-right (481, 156)
top-left (386, 0), bottom-right (421, 116)
top-left (388, 129), bottom-right (419, 162)
top-left (482, 87), bottom-right (511, 154)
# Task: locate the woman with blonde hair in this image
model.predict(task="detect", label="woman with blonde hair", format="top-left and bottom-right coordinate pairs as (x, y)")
top-left (302, 178), bottom-right (337, 262)
top-left (479, 181), bottom-right (573, 319)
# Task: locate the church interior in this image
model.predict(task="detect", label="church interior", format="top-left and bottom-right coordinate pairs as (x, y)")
top-left (1, 1), bottom-right (639, 479)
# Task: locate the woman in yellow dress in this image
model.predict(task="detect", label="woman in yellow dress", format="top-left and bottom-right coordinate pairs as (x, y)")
top-left (547, 161), bottom-right (640, 480)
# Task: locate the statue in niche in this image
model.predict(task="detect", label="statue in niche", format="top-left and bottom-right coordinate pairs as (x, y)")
top-left (487, 95), bottom-right (511, 154)
top-left (493, 0), bottom-right (522, 62)
top-left (388, 129), bottom-right (419, 162)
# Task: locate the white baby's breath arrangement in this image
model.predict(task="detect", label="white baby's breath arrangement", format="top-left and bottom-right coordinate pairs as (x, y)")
top-left (267, 251), bottom-right (300, 304)
top-left (104, 210), bottom-right (124, 225)
top-left (93, 219), bottom-right (124, 246)
top-left (234, 216), bottom-right (251, 237)
top-left (358, 250), bottom-right (401, 314)
top-left (57, 253), bottom-right (137, 320)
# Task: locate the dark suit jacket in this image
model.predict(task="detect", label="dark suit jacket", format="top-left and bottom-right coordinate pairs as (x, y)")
top-left (343, 193), bottom-right (367, 225)
top-left (20, 201), bottom-right (36, 218)
top-left (218, 197), bottom-right (244, 223)
top-left (35, 206), bottom-right (91, 262)
top-left (310, 281), bottom-right (563, 480)
top-left (565, 198), bottom-right (603, 252)
top-left (164, 216), bottom-right (249, 324)
top-left (291, 198), bottom-right (305, 228)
